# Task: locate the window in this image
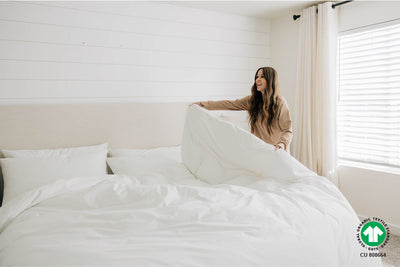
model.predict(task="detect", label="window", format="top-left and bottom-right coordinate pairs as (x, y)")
top-left (337, 22), bottom-right (400, 169)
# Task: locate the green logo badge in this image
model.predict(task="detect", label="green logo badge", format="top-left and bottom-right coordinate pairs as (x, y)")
top-left (357, 217), bottom-right (390, 250)
top-left (361, 221), bottom-right (386, 246)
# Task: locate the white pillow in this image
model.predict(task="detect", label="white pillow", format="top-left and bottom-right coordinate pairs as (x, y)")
top-left (1, 143), bottom-right (108, 158)
top-left (0, 152), bottom-right (107, 203)
top-left (109, 146), bottom-right (182, 162)
top-left (107, 157), bottom-right (195, 185)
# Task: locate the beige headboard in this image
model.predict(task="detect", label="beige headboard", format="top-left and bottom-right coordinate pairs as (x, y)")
top-left (0, 102), bottom-right (190, 151)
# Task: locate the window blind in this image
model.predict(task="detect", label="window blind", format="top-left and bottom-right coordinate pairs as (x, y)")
top-left (337, 22), bottom-right (400, 168)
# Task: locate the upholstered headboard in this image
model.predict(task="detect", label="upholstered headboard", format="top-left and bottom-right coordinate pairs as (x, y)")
top-left (0, 102), bottom-right (190, 150)
top-left (0, 102), bottom-right (190, 204)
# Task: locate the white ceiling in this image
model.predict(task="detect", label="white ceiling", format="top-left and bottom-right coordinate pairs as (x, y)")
top-left (164, 1), bottom-right (326, 19)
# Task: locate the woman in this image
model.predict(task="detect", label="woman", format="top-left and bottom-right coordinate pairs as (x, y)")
top-left (193, 67), bottom-right (292, 152)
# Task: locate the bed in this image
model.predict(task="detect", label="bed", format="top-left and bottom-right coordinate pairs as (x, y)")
top-left (0, 102), bottom-right (381, 266)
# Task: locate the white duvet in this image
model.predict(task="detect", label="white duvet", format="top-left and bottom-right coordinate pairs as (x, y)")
top-left (0, 105), bottom-right (381, 266)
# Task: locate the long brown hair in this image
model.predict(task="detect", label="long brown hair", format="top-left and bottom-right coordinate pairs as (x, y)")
top-left (248, 67), bottom-right (281, 135)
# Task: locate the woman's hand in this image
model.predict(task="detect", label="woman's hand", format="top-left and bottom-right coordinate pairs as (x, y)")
top-left (190, 102), bottom-right (203, 106)
top-left (274, 143), bottom-right (285, 151)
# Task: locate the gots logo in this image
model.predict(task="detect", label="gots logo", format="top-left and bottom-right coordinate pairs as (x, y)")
top-left (357, 217), bottom-right (390, 250)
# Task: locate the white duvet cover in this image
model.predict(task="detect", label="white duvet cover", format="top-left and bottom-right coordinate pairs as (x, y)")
top-left (0, 106), bottom-right (381, 266)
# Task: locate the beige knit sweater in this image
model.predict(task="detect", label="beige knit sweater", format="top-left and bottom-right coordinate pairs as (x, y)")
top-left (200, 95), bottom-right (293, 151)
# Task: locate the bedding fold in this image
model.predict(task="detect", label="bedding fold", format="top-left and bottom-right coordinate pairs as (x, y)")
top-left (182, 105), bottom-right (315, 185)
top-left (0, 176), bottom-right (106, 232)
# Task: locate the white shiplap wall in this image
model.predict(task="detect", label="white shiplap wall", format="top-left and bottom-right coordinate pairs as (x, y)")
top-left (0, 1), bottom-right (271, 104)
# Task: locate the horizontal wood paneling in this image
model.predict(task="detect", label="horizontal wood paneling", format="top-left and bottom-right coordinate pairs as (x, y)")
top-left (0, 61), bottom-right (256, 81)
top-left (0, 20), bottom-right (268, 57)
top-left (0, 1), bottom-right (271, 103)
top-left (0, 40), bottom-right (269, 69)
top-left (0, 2), bottom-right (269, 45)
top-left (22, 1), bottom-right (270, 33)
top-left (0, 39), bottom-right (269, 65)
top-left (0, 80), bottom-right (248, 98)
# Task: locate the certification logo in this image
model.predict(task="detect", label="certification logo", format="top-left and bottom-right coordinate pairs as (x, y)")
top-left (357, 217), bottom-right (390, 258)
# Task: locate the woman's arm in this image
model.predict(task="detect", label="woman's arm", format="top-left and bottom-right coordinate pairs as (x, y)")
top-left (198, 96), bottom-right (250, 111)
top-left (277, 99), bottom-right (293, 151)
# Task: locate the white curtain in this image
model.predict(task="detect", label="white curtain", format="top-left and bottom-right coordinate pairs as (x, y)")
top-left (292, 2), bottom-right (338, 185)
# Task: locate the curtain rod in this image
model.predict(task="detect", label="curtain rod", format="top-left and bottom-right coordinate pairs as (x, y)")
top-left (293, 0), bottom-right (354, 21)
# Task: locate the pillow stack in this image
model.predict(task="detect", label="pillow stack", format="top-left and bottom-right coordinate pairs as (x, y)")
top-left (0, 143), bottom-right (108, 204)
top-left (106, 146), bottom-right (198, 185)
top-left (107, 146), bottom-right (182, 176)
